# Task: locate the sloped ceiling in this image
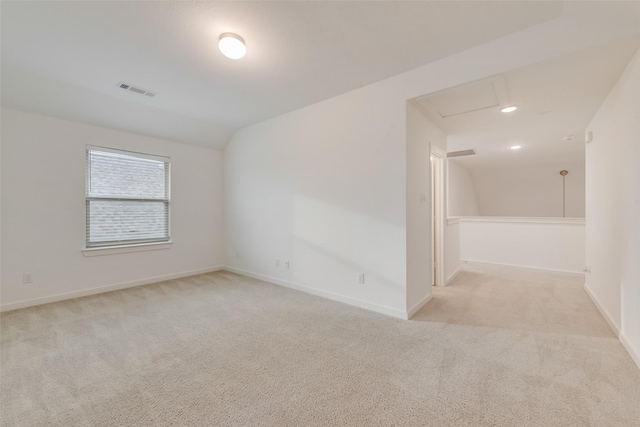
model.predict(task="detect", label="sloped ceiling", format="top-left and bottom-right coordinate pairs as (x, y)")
top-left (414, 36), bottom-right (640, 169)
top-left (1, 1), bottom-right (564, 148)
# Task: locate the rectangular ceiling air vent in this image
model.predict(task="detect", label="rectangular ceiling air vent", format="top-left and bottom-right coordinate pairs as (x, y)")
top-left (117, 82), bottom-right (156, 97)
top-left (447, 149), bottom-right (476, 158)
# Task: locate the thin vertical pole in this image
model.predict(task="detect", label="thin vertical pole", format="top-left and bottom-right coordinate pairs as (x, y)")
top-left (563, 175), bottom-right (565, 217)
top-left (560, 170), bottom-right (568, 218)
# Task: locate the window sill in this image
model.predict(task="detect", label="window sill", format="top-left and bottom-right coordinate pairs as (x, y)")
top-left (82, 241), bottom-right (173, 257)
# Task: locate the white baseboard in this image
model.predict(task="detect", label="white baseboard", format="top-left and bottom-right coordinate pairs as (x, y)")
top-left (446, 265), bottom-right (462, 285)
top-left (407, 294), bottom-right (432, 319)
top-left (583, 283), bottom-right (620, 336)
top-left (222, 266), bottom-right (408, 320)
top-left (620, 333), bottom-right (640, 371)
top-left (462, 260), bottom-right (584, 277)
top-left (0, 266), bottom-right (225, 312)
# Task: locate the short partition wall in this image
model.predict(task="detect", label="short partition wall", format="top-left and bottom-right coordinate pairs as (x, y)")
top-left (459, 217), bottom-right (585, 274)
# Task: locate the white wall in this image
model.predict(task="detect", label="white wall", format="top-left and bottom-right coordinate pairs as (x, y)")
top-left (460, 217), bottom-right (585, 274)
top-left (444, 219), bottom-right (461, 283)
top-left (223, 13), bottom-right (635, 318)
top-left (223, 84), bottom-right (409, 318)
top-left (0, 108), bottom-right (225, 309)
top-left (471, 161), bottom-right (585, 217)
top-left (406, 101), bottom-right (447, 314)
top-left (444, 161), bottom-right (473, 283)
top-left (585, 47), bottom-right (640, 367)
top-left (447, 160), bottom-right (479, 217)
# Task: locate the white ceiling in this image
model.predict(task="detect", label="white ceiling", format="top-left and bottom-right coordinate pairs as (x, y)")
top-left (415, 35), bottom-right (640, 170)
top-left (0, 1), bottom-right (567, 148)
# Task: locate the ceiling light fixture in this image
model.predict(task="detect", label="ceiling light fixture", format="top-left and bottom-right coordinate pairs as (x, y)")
top-left (501, 106), bottom-right (518, 113)
top-left (510, 145), bottom-right (522, 150)
top-left (218, 33), bottom-right (246, 59)
top-left (563, 135), bottom-right (575, 141)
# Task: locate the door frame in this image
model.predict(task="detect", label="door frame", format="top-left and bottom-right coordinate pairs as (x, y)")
top-left (431, 145), bottom-right (446, 287)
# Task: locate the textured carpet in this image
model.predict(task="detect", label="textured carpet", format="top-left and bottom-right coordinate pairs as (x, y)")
top-left (1, 265), bottom-right (639, 426)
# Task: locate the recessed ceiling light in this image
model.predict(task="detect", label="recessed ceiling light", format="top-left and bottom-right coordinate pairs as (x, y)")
top-left (563, 135), bottom-right (575, 141)
top-left (501, 106), bottom-right (518, 113)
top-left (510, 145), bottom-right (522, 150)
top-left (218, 33), bottom-right (246, 59)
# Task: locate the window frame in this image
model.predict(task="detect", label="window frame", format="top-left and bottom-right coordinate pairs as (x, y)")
top-left (84, 145), bottom-right (172, 251)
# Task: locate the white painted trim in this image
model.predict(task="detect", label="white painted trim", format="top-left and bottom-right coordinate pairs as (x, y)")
top-left (446, 265), bottom-right (462, 285)
top-left (459, 216), bottom-right (585, 225)
top-left (82, 241), bottom-right (173, 257)
top-left (620, 333), bottom-right (640, 371)
top-left (0, 266), bottom-right (224, 312)
top-left (222, 266), bottom-right (408, 320)
top-left (462, 260), bottom-right (584, 276)
top-left (446, 217), bottom-right (461, 225)
top-left (407, 294), bottom-right (432, 319)
top-left (431, 144), bottom-right (446, 287)
top-left (583, 283), bottom-right (620, 336)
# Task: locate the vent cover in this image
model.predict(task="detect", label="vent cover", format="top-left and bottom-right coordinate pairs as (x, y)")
top-left (447, 149), bottom-right (476, 158)
top-left (117, 82), bottom-right (156, 97)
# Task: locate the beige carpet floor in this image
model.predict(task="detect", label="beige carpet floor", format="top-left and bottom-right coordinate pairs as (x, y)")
top-left (1, 265), bottom-right (639, 426)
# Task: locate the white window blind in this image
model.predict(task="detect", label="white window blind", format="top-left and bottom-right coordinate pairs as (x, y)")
top-left (86, 146), bottom-right (171, 248)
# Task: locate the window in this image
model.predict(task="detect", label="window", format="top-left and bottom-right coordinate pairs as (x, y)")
top-left (86, 146), bottom-right (171, 248)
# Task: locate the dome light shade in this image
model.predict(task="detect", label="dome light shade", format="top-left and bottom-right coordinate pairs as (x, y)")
top-left (501, 106), bottom-right (518, 113)
top-left (219, 33), bottom-right (246, 59)
top-left (510, 145), bottom-right (522, 150)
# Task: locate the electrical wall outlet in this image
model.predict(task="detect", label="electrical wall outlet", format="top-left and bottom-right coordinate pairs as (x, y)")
top-left (358, 273), bottom-right (365, 284)
top-left (23, 273), bottom-right (34, 284)
top-left (284, 260), bottom-right (290, 269)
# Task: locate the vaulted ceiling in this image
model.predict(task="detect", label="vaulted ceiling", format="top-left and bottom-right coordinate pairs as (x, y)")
top-left (2, 2), bottom-right (639, 151)
top-left (2, 1), bottom-right (564, 148)
top-left (414, 36), bottom-right (640, 169)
